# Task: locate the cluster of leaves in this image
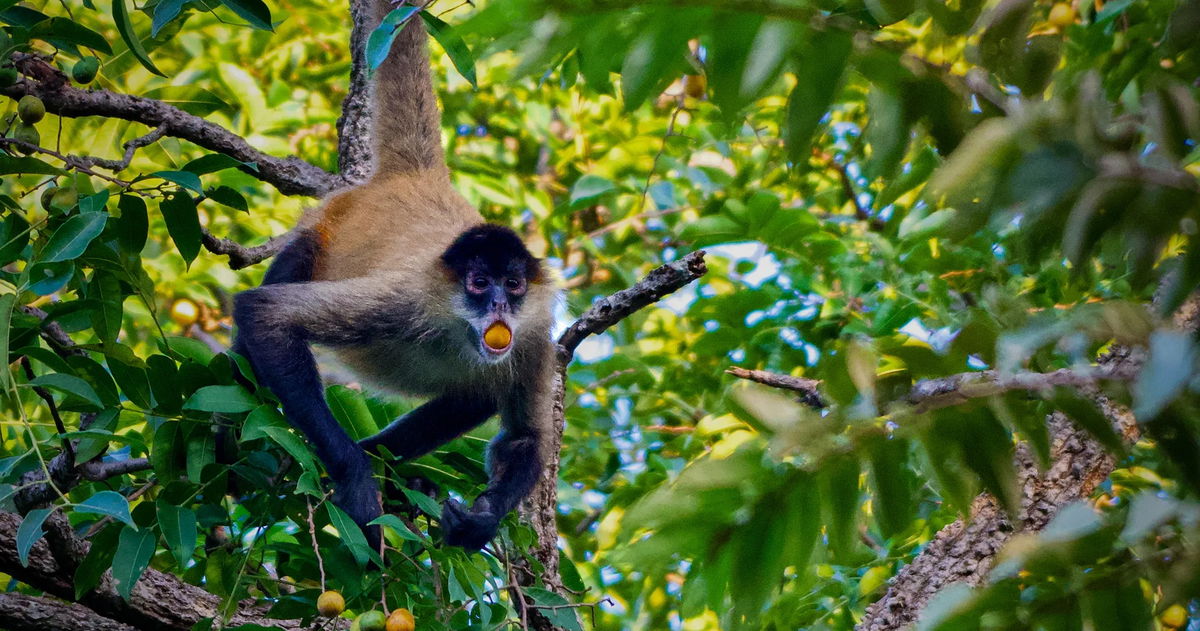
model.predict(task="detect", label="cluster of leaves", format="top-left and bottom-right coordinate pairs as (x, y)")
top-left (0, 0), bottom-right (1198, 630)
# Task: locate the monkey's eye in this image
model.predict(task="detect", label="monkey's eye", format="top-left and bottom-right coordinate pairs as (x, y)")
top-left (468, 276), bottom-right (490, 292)
top-left (505, 277), bottom-right (526, 294)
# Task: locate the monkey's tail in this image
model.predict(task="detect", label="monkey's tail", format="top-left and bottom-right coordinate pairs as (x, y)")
top-left (367, 0), bottom-right (446, 177)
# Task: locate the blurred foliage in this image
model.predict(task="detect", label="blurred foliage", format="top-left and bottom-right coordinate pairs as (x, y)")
top-left (0, 0), bottom-right (1198, 629)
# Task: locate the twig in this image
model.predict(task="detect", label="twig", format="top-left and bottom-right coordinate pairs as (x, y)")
top-left (73, 126), bottom-right (168, 172)
top-left (726, 367), bottom-right (826, 409)
top-left (307, 498), bottom-right (327, 591)
top-left (83, 480), bottom-right (156, 538)
top-left (200, 229), bottom-right (289, 270)
top-left (556, 250), bottom-right (708, 362)
top-left (78, 458), bottom-right (151, 482)
top-left (20, 357), bottom-right (73, 459)
top-left (0, 138), bottom-right (131, 186)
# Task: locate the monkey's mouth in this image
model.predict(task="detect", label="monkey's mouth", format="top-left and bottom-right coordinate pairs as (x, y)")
top-left (481, 321), bottom-right (513, 357)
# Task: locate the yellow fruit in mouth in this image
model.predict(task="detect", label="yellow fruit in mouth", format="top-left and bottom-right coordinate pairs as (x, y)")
top-left (484, 323), bottom-right (512, 350)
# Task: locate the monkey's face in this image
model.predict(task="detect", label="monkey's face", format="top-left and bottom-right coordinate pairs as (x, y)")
top-left (441, 225), bottom-right (541, 363)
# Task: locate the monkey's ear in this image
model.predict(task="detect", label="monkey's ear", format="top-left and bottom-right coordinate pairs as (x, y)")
top-left (526, 257), bottom-right (544, 283)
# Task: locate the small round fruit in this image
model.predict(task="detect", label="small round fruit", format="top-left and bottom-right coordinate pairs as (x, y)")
top-left (357, 610), bottom-right (387, 631)
top-left (17, 95), bottom-right (45, 124)
top-left (483, 322), bottom-right (512, 350)
top-left (169, 299), bottom-right (200, 327)
top-left (1048, 3), bottom-right (1075, 29)
top-left (316, 590), bottom-right (345, 618)
top-left (0, 68), bottom-right (17, 88)
top-left (1160, 604), bottom-right (1188, 629)
top-left (40, 185), bottom-right (59, 211)
top-left (11, 122), bottom-right (39, 153)
top-left (49, 187), bottom-right (78, 211)
top-left (72, 56), bottom-right (100, 84)
top-left (386, 608), bottom-right (415, 631)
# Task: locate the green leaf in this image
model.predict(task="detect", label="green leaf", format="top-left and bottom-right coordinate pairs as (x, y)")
top-left (112, 527), bottom-right (155, 600)
top-left (183, 384), bottom-right (257, 413)
top-left (160, 193), bottom-right (201, 267)
top-left (402, 487), bottom-right (442, 519)
top-left (784, 29), bottom-right (853, 162)
top-left (819, 454), bottom-right (861, 561)
top-left (152, 170), bottom-right (204, 194)
top-left (112, 0), bottom-right (165, 77)
top-left (368, 514), bottom-right (424, 542)
top-left (27, 373), bottom-right (102, 410)
top-left (39, 212), bottom-right (106, 263)
top-left (0, 213), bottom-right (30, 266)
top-left (151, 0), bottom-right (186, 37)
top-left (0, 156), bottom-right (62, 176)
top-left (32, 17), bottom-right (113, 54)
top-left (569, 175), bottom-right (616, 206)
top-left (619, 11), bottom-right (698, 111)
top-left (74, 523), bottom-right (119, 599)
top-left (156, 500), bottom-right (197, 568)
top-left (242, 406), bottom-right (317, 474)
top-left (142, 87), bottom-right (230, 116)
top-left (326, 385), bottom-right (378, 441)
top-left (75, 491), bottom-right (135, 528)
top-left (0, 293), bottom-right (14, 390)
top-left (1134, 330), bottom-right (1197, 421)
top-left (366, 6), bottom-right (421, 70)
top-left (16, 508), bottom-right (52, 567)
top-left (204, 186), bottom-right (248, 212)
top-left (108, 357), bottom-right (153, 409)
top-left (868, 437), bottom-right (915, 539)
top-left (524, 587), bottom-right (583, 631)
top-left (87, 271), bottom-right (123, 345)
top-left (420, 11), bottom-right (476, 87)
top-left (219, 0), bottom-right (272, 31)
top-left (116, 195), bottom-right (148, 255)
top-left (326, 503), bottom-right (371, 567)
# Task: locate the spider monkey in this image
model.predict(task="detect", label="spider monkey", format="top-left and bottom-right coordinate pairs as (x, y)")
top-left (232, 3), bottom-right (556, 551)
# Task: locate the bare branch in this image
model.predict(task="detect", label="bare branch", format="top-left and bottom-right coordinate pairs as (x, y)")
top-left (200, 229), bottom-right (289, 270)
top-left (74, 127), bottom-right (169, 173)
top-left (79, 458), bottom-right (151, 482)
top-left (557, 250), bottom-right (708, 361)
top-left (0, 593), bottom-right (136, 631)
top-left (907, 365), bottom-right (1137, 412)
top-left (726, 367), bottom-right (825, 408)
top-left (1, 80), bottom-right (340, 197)
top-left (338, 0), bottom-right (379, 184)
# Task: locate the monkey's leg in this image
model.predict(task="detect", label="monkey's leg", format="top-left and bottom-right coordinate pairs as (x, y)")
top-left (441, 428), bottom-right (543, 551)
top-left (233, 278), bottom-right (409, 541)
top-left (359, 393), bottom-right (497, 459)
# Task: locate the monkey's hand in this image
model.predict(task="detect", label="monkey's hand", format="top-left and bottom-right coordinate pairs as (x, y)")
top-left (332, 465), bottom-right (384, 552)
top-left (441, 497), bottom-right (499, 551)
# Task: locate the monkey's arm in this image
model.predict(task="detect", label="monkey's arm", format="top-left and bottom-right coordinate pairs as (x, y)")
top-left (360, 394), bottom-right (498, 459)
top-left (233, 276), bottom-right (412, 533)
top-left (442, 342), bottom-right (554, 550)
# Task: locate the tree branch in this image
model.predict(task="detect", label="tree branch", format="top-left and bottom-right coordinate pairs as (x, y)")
top-left (725, 367), bottom-right (825, 408)
top-left (1, 80), bottom-right (340, 197)
top-left (0, 593), bottom-right (136, 631)
top-left (0, 511), bottom-right (348, 631)
top-left (200, 229), bottom-right (289, 270)
top-left (556, 250), bottom-right (708, 362)
top-left (338, 0), bottom-right (379, 184)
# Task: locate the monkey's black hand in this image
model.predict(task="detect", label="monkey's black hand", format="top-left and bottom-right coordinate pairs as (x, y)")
top-left (332, 465), bottom-right (384, 552)
top-left (441, 497), bottom-right (499, 552)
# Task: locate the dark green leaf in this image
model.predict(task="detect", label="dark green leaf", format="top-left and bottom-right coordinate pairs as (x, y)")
top-left (0, 293), bottom-right (13, 390)
top-left (112, 527), bottom-right (155, 600)
top-left (16, 508), bottom-right (51, 567)
top-left (784, 29), bottom-right (853, 162)
top-left (27, 373), bottom-right (102, 410)
top-left (420, 11), bottom-right (476, 87)
top-left (868, 437), bottom-right (915, 539)
top-left (569, 174), bottom-right (616, 206)
top-left (151, 0), bottom-right (186, 37)
top-left (524, 587), bottom-right (582, 631)
top-left (204, 186), bottom-right (248, 212)
top-left (76, 491), bottom-right (135, 528)
top-left (0, 156), bottom-right (63, 176)
top-left (156, 500), bottom-right (197, 568)
top-left (1133, 330), bottom-right (1197, 421)
top-left (0, 213), bottom-right (30, 266)
top-left (183, 154), bottom-right (254, 175)
top-left (1048, 387), bottom-right (1126, 456)
top-left (74, 523), bottom-right (119, 599)
top-left (39, 212), bottom-right (106, 263)
top-left (219, 0), bottom-right (272, 31)
top-left (160, 193), bottom-right (201, 266)
top-left (326, 503), bottom-right (371, 567)
top-left (152, 170), bottom-right (204, 194)
top-left (112, 0), bottom-right (165, 77)
top-left (32, 17), bottom-right (113, 54)
top-left (183, 384), bottom-right (257, 413)
top-left (116, 195), bottom-right (148, 255)
top-left (366, 6), bottom-right (421, 70)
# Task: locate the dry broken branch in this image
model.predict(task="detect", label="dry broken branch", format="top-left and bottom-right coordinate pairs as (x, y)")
top-left (200, 229), bottom-right (289, 270)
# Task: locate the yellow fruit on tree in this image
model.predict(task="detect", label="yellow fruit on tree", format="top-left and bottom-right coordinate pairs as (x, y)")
top-left (386, 608), bottom-right (415, 631)
top-left (17, 95), bottom-right (44, 124)
top-left (316, 590), bottom-right (345, 618)
top-left (1048, 3), bottom-right (1075, 29)
top-left (1160, 604), bottom-right (1188, 628)
top-left (170, 299), bottom-right (200, 327)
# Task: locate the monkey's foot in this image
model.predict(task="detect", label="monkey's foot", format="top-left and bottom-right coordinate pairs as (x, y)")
top-left (332, 471), bottom-right (384, 552)
top-left (441, 498), bottom-right (499, 552)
